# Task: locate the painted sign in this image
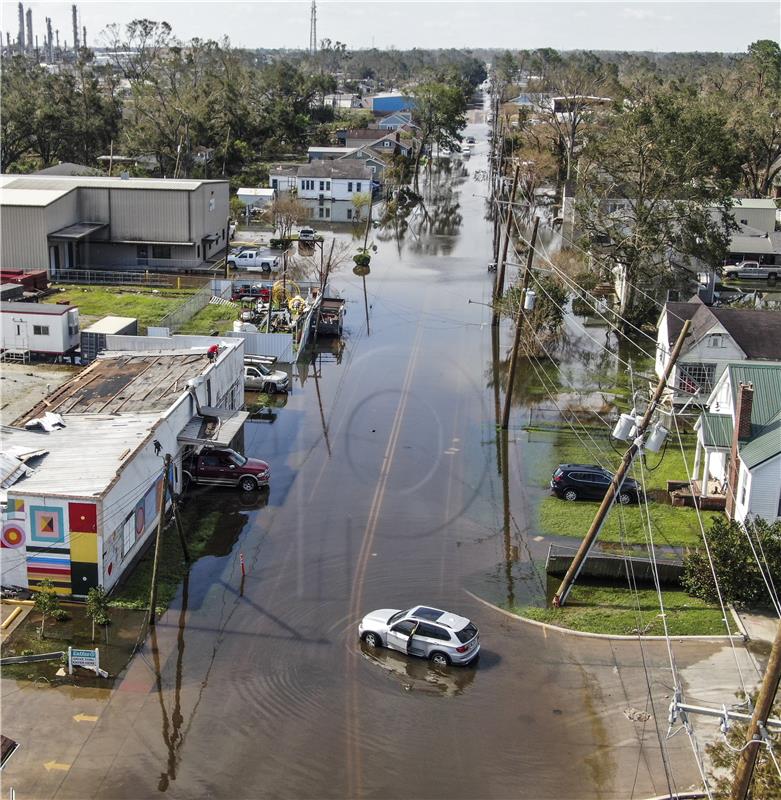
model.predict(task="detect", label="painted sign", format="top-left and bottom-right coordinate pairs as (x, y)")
top-left (68, 647), bottom-right (100, 674)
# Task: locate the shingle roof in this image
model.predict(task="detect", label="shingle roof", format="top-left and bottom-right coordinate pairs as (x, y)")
top-left (662, 300), bottom-right (701, 346)
top-left (297, 160), bottom-right (371, 180)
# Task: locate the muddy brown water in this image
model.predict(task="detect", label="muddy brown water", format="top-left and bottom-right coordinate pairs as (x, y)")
top-left (1, 100), bottom-right (712, 800)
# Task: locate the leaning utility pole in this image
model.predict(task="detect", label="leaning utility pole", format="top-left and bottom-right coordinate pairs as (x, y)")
top-left (149, 454), bottom-right (172, 625)
top-left (492, 163), bottom-right (521, 326)
top-left (501, 216), bottom-right (539, 430)
top-left (731, 620), bottom-right (781, 800)
top-left (553, 319), bottom-right (692, 606)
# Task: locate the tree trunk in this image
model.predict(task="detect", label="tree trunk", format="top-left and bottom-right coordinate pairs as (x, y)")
top-left (412, 141), bottom-right (425, 193)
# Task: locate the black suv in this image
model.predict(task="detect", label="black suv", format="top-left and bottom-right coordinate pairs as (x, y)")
top-left (550, 464), bottom-right (641, 504)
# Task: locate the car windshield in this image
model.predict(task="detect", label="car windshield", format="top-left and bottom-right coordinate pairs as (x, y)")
top-left (388, 610), bottom-right (407, 624)
top-left (231, 452), bottom-right (248, 466)
top-left (456, 623), bottom-right (478, 643)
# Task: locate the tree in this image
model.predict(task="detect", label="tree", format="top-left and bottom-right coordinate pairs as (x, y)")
top-left (682, 517), bottom-right (781, 606)
top-left (411, 81), bottom-right (467, 189)
top-left (33, 579), bottom-right (61, 639)
top-left (0, 57), bottom-right (39, 171)
top-left (86, 585), bottom-right (111, 643)
top-left (270, 196), bottom-right (309, 240)
top-left (575, 87), bottom-right (741, 327)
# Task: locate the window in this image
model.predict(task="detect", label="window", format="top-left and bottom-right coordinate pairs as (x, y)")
top-left (318, 207), bottom-right (325, 218)
top-left (707, 334), bottom-right (725, 348)
top-left (348, 182), bottom-right (353, 192)
top-left (152, 244), bottom-right (171, 259)
top-left (325, 207), bottom-right (330, 219)
top-left (271, 178), bottom-right (278, 189)
top-left (678, 363), bottom-right (716, 395)
top-left (417, 623), bottom-right (450, 641)
top-left (384, 140), bottom-right (392, 148)
top-left (319, 181), bottom-right (325, 191)
top-left (347, 209), bottom-right (353, 220)
top-left (356, 182), bottom-right (362, 192)
top-left (391, 620), bottom-right (417, 635)
top-left (32, 325), bottom-right (49, 336)
top-left (456, 624), bottom-right (478, 643)
top-left (325, 181), bottom-right (330, 190)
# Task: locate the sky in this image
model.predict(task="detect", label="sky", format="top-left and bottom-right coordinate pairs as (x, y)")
top-left (2, 1), bottom-right (779, 53)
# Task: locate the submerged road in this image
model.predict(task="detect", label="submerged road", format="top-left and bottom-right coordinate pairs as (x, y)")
top-left (2, 104), bottom-right (760, 799)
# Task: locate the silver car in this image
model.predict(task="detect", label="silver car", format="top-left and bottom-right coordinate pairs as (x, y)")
top-left (358, 605), bottom-right (480, 666)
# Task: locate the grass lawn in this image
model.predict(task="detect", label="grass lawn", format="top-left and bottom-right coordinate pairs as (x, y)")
top-left (513, 583), bottom-right (734, 636)
top-left (538, 496), bottom-right (719, 548)
top-left (53, 285), bottom-right (198, 332)
top-left (178, 301), bottom-right (239, 335)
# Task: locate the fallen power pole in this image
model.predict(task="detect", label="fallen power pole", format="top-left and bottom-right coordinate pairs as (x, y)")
top-left (552, 319), bottom-right (692, 606)
top-left (501, 216), bottom-right (539, 430)
top-left (731, 619), bottom-right (781, 800)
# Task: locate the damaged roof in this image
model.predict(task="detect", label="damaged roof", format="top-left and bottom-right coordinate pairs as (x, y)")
top-left (17, 351), bottom-right (213, 423)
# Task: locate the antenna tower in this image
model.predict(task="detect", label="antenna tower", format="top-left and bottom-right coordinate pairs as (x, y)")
top-left (309, 0), bottom-right (317, 55)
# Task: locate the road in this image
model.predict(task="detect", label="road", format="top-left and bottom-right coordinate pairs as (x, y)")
top-left (1, 105), bottom-right (761, 799)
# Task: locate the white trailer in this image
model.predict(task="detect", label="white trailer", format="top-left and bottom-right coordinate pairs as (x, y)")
top-left (1, 301), bottom-right (79, 359)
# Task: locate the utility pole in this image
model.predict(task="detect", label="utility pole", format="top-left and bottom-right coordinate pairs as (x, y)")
top-left (731, 620), bottom-right (781, 800)
top-left (501, 216), bottom-right (538, 429)
top-left (171, 495), bottom-right (190, 563)
top-left (492, 163), bottom-right (521, 326)
top-left (149, 455), bottom-right (172, 625)
top-left (552, 319), bottom-right (692, 606)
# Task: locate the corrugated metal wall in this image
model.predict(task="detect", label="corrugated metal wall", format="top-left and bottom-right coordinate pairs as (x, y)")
top-left (110, 189), bottom-right (189, 242)
top-left (224, 331), bottom-right (295, 363)
top-left (1, 205), bottom-right (47, 269)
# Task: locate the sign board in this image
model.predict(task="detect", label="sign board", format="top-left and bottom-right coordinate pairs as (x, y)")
top-left (68, 647), bottom-right (100, 675)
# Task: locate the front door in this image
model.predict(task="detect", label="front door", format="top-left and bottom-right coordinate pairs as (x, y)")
top-left (137, 244), bottom-right (149, 266)
top-left (386, 619), bottom-right (416, 653)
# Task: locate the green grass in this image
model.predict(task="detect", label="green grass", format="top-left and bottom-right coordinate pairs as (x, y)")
top-left (178, 301), bottom-right (239, 335)
top-left (538, 496), bottom-right (719, 548)
top-left (513, 584), bottom-right (733, 636)
top-left (52, 285), bottom-right (198, 332)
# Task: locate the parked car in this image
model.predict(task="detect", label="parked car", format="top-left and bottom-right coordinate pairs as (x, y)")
top-left (183, 448), bottom-right (269, 492)
top-left (298, 227), bottom-right (316, 242)
top-left (358, 605), bottom-right (480, 666)
top-left (244, 363), bottom-right (289, 393)
top-left (723, 261), bottom-right (778, 280)
top-left (466, 136), bottom-right (476, 144)
top-left (550, 464), bottom-right (641, 504)
top-left (231, 283), bottom-right (271, 302)
top-left (227, 250), bottom-right (281, 273)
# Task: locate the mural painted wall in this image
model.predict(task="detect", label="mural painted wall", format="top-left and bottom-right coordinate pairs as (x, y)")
top-left (1, 499), bottom-right (29, 586)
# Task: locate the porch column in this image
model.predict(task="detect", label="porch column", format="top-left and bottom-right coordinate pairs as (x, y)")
top-left (692, 437), bottom-right (702, 483)
top-left (701, 449), bottom-right (710, 497)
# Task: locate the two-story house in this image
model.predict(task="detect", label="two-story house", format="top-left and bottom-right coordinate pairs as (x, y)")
top-left (295, 161), bottom-right (372, 202)
top-left (656, 298), bottom-right (781, 403)
top-left (690, 363), bottom-right (781, 524)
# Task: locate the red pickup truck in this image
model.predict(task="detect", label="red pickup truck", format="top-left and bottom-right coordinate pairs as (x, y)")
top-left (183, 448), bottom-right (270, 492)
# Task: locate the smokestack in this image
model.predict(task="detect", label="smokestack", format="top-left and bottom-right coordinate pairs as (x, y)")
top-left (82, 25), bottom-right (86, 49)
top-left (72, 4), bottom-right (78, 50)
top-left (55, 28), bottom-right (60, 52)
top-left (46, 17), bottom-right (53, 61)
top-left (25, 7), bottom-right (32, 53)
top-left (17, 3), bottom-right (24, 53)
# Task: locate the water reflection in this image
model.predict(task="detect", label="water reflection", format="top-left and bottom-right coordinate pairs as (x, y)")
top-left (360, 642), bottom-right (480, 698)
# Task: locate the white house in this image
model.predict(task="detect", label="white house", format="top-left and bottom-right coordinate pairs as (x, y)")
top-left (692, 362), bottom-right (781, 524)
top-left (656, 299), bottom-right (781, 403)
top-left (268, 165), bottom-right (301, 193)
top-left (0, 335), bottom-right (246, 596)
top-left (296, 161), bottom-right (372, 203)
top-left (1, 301), bottom-right (80, 358)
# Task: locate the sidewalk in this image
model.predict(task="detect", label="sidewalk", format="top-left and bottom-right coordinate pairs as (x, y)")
top-left (735, 608), bottom-right (778, 646)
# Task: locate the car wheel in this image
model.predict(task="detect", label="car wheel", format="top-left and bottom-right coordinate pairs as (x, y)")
top-left (618, 491), bottom-right (632, 505)
top-left (429, 652), bottom-right (450, 667)
top-left (362, 631), bottom-right (382, 649)
top-left (239, 475), bottom-right (257, 492)
top-left (563, 489), bottom-right (578, 502)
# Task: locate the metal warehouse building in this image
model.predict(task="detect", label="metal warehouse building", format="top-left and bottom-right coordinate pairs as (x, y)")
top-left (0, 174), bottom-right (230, 273)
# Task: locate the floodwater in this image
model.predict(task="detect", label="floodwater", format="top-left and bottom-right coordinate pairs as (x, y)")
top-left (2, 97), bottom-right (719, 800)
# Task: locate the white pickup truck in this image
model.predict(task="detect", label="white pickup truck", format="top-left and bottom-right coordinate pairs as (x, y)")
top-left (227, 250), bottom-right (281, 272)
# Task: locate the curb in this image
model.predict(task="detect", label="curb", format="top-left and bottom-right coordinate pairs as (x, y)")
top-left (464, 590), bottom-right (744, 642)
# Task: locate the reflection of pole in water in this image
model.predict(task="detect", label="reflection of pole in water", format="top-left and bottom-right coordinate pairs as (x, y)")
top-left (491, 322), bottom-right (502, 477)
top-left (313, 353), bottom-right (331, 457)
top-left (362, 275), bottom-right (370, 335)
top-left (500, 432), bottom-right (515, 608)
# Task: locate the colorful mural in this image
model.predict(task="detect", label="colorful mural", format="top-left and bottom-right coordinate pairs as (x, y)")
top-left (29, 505), bottom-right (65, 544)
top-left (1, 521), bottom-right (25, 549)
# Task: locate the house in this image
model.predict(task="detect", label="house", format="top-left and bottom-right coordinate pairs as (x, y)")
top-left (0, 336), bottom-right (246, 597)
top-left (0, 174), bottom-right (230, 273)
top-left (268, 165), bottom-right (300, 192)
top-left (656, 299), bottom-right (781, 403)
top-left (723, 199), bottom-right (780, 266)
top-left (336, 128), bottom-right (384, 148)
top-left (307, 146), bottom-right (356, 162)
top-left (236, 187), bottom-right (276, 222)
top-left (1, 301), bottom-right (80, 359)
top-left (322, 93), bottom-right (362, 109)
top-left (377, 112), bottom-right (415, 130)
top-left (366, 131), bottom-right (416, 159)
top-left (337, 147), bottom-right (389, 183)
top-left (690, 363), bottom-right (781, 524)
top-left (296, 161), bottom-right (372, 202)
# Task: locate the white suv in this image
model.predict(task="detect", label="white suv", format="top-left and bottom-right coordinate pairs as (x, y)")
top-left (359, 605), bottom-right (480, 666)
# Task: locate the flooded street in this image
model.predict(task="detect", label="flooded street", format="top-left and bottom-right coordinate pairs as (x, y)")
top-left (3, 102), bottom-right (738, 800)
